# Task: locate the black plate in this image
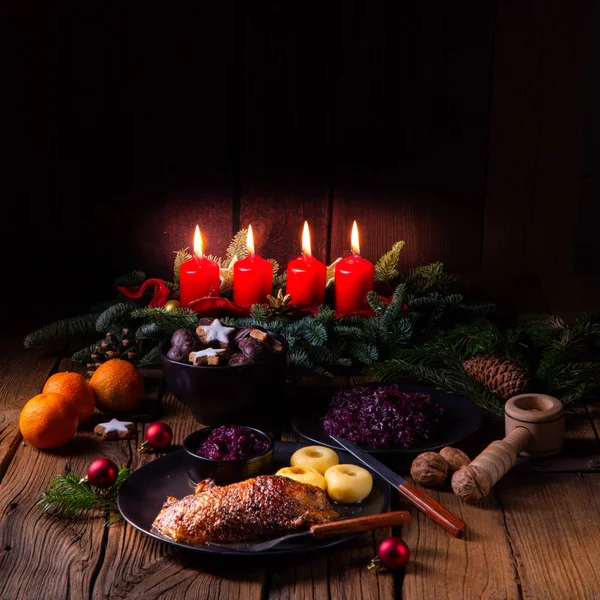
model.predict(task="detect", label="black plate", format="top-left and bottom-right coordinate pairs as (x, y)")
top-left (118, 441), bottom-right (391, 557)
top-left (291, 382), bottom-right (483, 455)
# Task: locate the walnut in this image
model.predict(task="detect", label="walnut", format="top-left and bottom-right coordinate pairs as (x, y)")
top-left (451, 465), bottom-right (492, 504)
top-left (410, 452), bottom-right (449, 487)
top-left (439, 447), bottom-right (470, 473)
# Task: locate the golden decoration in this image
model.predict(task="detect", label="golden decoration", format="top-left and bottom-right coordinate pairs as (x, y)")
top-left (265, 289), bottom-right (293, 318)
top-left (326, 258), bottom-right (342, 288)
top-left (163, 299), bottom-right (181, 312)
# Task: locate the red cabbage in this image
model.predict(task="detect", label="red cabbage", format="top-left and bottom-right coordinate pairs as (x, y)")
top-left (321, 384), bottom-right (443, 449)
top-left (197, 425), bottom-right (270, 460)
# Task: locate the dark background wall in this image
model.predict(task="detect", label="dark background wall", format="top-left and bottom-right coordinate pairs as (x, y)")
top-left (3, 1), bottom-right (596, 324)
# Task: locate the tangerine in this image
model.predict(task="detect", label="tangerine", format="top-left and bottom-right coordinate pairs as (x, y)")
top-left (19, 393), bottom-right (79, 449)
top-left (42, 371), bottom-right (96, 422)
top-left (90, 359), bottom-right (144, 414)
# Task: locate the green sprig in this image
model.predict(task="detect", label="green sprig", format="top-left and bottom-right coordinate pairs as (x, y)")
top-left (38, 467), bottom-right (132, 525)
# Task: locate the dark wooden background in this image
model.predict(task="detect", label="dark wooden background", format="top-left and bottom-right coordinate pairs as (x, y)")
top-left (3, 1), bottom-right (596, 322)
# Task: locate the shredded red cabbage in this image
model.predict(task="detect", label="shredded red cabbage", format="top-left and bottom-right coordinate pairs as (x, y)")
top-left (197, 425), bottom-right (270, 460)
top-left (321, 384), bottom-right (443, 449)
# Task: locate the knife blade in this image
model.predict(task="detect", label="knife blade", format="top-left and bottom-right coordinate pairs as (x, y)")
top-left (206, 510), bottom-right (411, 552)
top-left (331, 436), bottom-right (467, 539)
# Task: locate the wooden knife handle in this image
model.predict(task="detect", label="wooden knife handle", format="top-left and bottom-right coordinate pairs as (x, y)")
top-left (310, 510), bottom-right (411, 538)
top-left (399, 482), bottom-right (466, 539)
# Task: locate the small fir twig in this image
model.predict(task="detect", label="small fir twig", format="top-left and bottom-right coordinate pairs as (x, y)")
top-left (38, 467), bottom-right (132, 525)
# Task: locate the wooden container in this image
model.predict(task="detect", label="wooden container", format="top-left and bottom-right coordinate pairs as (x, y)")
top-left (504, 393), bottom-right (564, 456)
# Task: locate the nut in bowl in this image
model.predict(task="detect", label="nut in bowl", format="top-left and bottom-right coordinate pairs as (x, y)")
top-left (160, 321), bottom-right (288, 425)
top-left (183, 425), bottom-right (274, 485)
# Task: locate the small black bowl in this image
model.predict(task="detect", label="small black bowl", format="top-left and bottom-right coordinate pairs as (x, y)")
top-left (183, 426), bottom-right (274, 485)
top-left (160, 330), bottom-right (288, 426)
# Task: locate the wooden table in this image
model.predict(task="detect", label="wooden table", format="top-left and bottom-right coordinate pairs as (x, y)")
top-left (1, 275), bottom-right (599, 600)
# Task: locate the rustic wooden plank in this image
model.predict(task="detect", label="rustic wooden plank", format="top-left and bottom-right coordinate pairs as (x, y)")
top-left (0, 336), bottom-right (62, 481)
top-left (540, 275), bottom-right (600, 322)
top-left (59, 4), bottom-right (236, 289)
top-left (93, 390), bottom-right (265, 600)
top-left (401, 488), bottom-right (520, 599)
top-left (483, 0), bottom-right (593, 274)
top-left (239, 1), bottom-right (334, 266)
top-left (0, 358), bottom-right (122, 600)
top-left (497, 473), bottom-right (600, 599)
top-left (240, 192), bottom-right (331, 268)
top-left (331, 0), bottom-right (495, 272)
top-left (456, 274), bottom-right (549, 321)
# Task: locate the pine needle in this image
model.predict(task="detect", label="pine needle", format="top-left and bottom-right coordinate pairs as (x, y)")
top-left (24, 314), bottom-right (99, 349)
top-left (38, 467), bottom-right (132, 525)
top-left (226, 229), bottom-right (249, 263)
top-left (374, 241), bottom-right (405, 283)
top-left (173, 249), bottom-right (192, 286)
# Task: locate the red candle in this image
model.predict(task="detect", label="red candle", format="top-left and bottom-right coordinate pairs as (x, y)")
top-left (286, 221), bottom-right (326, 305)
top-left (233, 225), bottom-right (273, 305)
top-left (335, 221), bottom-right (374, 313)
top-left (179, 225), bottom-right (220, 307)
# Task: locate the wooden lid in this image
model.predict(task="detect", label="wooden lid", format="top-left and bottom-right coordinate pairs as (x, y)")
top-left (504, 394), bottom-right (564, 424)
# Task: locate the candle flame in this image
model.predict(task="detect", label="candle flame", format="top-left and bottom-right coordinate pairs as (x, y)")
top-left (193, 225), bottom-right (203, 258)
top-left (247, 224), bottom-right (255, 255)
top-left (351, 220), bottom-right (360, 255)
top-left (302, 221), bottom-right (312, 257)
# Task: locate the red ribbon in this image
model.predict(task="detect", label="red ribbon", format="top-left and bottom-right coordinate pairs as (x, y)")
top-left (117, 278), bottom-right (171, 308)
top-left (186, 295), bottom-right (406, 319)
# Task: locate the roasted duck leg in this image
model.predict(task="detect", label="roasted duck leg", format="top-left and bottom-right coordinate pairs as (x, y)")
top-left (152, 475), bottom-right (339, 545)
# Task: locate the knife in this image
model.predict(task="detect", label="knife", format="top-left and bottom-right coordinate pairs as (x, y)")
top-left (206, 510), bottom-right (411, 552)
top-left (331, 436), bottom-right (467, 539)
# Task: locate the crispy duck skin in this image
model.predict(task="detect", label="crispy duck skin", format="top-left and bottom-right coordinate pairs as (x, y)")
top-left (152, 475), bottom-right (339, 545)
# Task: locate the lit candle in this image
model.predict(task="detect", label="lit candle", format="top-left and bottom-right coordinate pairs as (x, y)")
top-left (286, 221), bottom-right (327, 306)
top-left (334, 221), bottom-right (374, 313)
top-left (179, 225), bottom-right (221, 307)
top-left (233, 225), bottom-right (273, 305)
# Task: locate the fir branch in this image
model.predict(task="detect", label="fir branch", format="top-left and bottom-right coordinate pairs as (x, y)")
top-left (273, 272), bottom-right (287, 294)
top-left (173, 249), bottom-right (192, 286)
top-left (268, 258), bottom-right (280, 278)
top-left (131, 308), bottom-right (198, 339)
top-left (249, 304), bottom-right (270, 323)
top-left (314, 305), bottom-right (336, 324)
top-left (138, 342), bottom-right (163, 367)
top-left (38, 467), bottom-right (132, 524)
top-left (24, 314), bottom-right (99, 349)
top-left (308, 346), bottom-right (353, 367)
top-left (300, 321), bottom-right (328, 346)
top-left (374, 241), bottom-right (405, 283)
top-left (204, 254), bottom-right (225, 268)
top-left (348, 342), bottom-right (379, 365)
top-left (403, 262), bottom-right (455, 295)
top-left (113, 270), bottom-right (146, 288)
top-left (226, 228), bottom-right (249, 263)
top-left (72, 343), bottom-right (96, 363)
top-left (89, 298), bottom-right (123, 313)
top-left (367, 291), bottom-right (388, 315)
top-left (95, 302), bottom-right (135, 333)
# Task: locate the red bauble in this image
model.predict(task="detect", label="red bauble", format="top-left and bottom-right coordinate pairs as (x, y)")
top-left (146, 422), bottom-right (173, 450)
top-left (87, 458), bottom-right (119, 489)
top-left (378, 537), bottom-right (410, 571)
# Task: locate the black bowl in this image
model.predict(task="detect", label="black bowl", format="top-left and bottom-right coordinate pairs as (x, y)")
top-left (160, 331), bottom-right (288, 426)
top-left (183, 426), bottom-right (274, 485)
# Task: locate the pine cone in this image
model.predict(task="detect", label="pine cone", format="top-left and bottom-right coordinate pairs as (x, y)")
top-left (462, 355), bottom-right (529, 400)
top-left (265, 289), bottom-right (293, 318)
top-left (86, 329), bottom-right (140, 377)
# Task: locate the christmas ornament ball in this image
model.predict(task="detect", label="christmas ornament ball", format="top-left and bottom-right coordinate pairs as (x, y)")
top-left (378, 537), bottom-right (410, 571)
top-left (163, 300), bottom-right (181, 312)
top-left (146, 422), bottom-right (173, 449)
top-left (87, 458), bottom-right (119, 489)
